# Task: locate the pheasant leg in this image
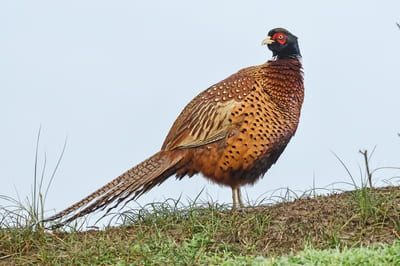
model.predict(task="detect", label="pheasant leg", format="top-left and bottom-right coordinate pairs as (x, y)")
top-left (232, 187), bottom-right (244, 209)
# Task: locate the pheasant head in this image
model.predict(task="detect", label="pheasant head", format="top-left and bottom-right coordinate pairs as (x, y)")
top-left (262, 28), bottom-right (301, 59)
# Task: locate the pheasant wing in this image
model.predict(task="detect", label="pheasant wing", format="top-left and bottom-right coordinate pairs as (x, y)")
top-left (162, 70), bottom-right (255, 150)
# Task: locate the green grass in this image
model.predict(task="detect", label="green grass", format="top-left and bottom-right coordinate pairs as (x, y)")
top-left (1, 187), bottom-right (400, 264)
top-left (0, 129), bottom-right (66, 230)
top-left (1, 142), bottom-right (400, 264)
top-left (264, 242), bottom-right (400, 265)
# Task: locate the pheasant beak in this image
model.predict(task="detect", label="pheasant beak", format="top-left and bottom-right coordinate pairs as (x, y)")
top-left (261, 36), bottom-right (274, 45)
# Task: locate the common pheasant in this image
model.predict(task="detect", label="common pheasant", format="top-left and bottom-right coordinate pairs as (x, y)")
top-left (45, 28), bottom-right (304, 225)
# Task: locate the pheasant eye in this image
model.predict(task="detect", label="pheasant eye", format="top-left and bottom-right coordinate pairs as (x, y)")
top-left (272, 32), bottom-right (288, 45)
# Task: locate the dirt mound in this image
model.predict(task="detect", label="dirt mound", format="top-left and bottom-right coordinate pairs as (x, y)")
top-left (99, 185), bottom-right (400, 256)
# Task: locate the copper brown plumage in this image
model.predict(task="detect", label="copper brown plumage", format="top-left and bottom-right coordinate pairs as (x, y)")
top-left (44, 28), bottom-right (304, 225)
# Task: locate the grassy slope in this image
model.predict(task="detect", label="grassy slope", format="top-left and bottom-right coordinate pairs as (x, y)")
top-left (1, 185), bottom-right (399, 265)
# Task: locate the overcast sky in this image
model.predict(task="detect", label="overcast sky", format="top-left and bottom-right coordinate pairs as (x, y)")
top-left (1, 1), bottom-right (400, 225)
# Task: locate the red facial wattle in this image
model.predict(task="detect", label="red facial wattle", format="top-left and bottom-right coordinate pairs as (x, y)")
top-left (272, 32), bottom-right (288, 45)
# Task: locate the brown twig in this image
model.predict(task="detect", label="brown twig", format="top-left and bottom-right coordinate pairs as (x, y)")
top-left (0, 254), bottom-right (13, 260)
top-left (359, 149), bottom-right (373, 189)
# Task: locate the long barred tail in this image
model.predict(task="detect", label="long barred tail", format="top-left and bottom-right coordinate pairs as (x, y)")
top-left (43, 151), bottom-right (182, 226)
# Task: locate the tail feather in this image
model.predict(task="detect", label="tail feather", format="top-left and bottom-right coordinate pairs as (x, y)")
top-left (43, 151), bottom-right (182, 226)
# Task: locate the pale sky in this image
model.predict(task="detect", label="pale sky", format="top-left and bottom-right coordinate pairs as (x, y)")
top-left (1, 1), bottom-right (400, 225)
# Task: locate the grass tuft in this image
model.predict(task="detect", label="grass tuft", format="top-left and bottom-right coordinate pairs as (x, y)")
top-left (0, 128), bottom-right (66, 231)
top-left (1, 141), bottom-right (400, 264)
top-left (333, 148), bottom-right (400, 226)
